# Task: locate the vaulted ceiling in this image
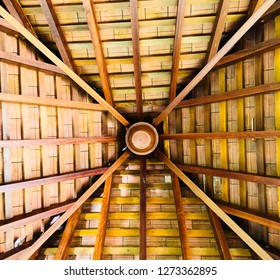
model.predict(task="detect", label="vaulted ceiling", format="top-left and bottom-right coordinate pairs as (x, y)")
top-left (0, 0), bottom-right (280, 260)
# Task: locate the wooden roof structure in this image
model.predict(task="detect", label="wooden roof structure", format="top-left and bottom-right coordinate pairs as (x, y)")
top-left (0, 0), bottom-right (280, 260)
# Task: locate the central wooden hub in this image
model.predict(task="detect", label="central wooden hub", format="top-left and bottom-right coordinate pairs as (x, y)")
top-left (125, 122), bottom-right (159, 155)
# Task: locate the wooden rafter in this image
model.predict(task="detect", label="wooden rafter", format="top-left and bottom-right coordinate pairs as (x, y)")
top-left (169, 0), bottom-right (186, 101)
top-left (171, 174), bottom-right (190, 259)
top-left (0, 18), bottom-right (19, 36)
top-left (216, 200), bottom-right (280, 231)
top-left (82, 0), bottom-right (114, 106)
top-left (160, 130), bottom-right (280, 140)
top-left (0, 167), bottom-right (108, 193)
top-left (2, 0), bottom-right (36, 36)
top-left (156, 149), bottom-right (272, 260)
top-left (176, 82), bottom-right (280, 108)
top-left (0, 49), bottom-right (65, 74)
top-left (0, 92), bottom-right (105, 111)
top-left (215, 37), bottom-right (280, 69)
top-left (139, 157), bottom-right (147, 260)
top-left (207, 208), bottom-right (232, 260)
top-left (0, 136), bottom-right (117, 148)
top-left (130, 0), bottom-right (143, 120)
top-left (152, 0), bottom-right (276, 127)
top-left (248, 0), bottom-right (266, 16)
top-left (55, 206), bottom-right (83, 260)
top-left (17, 150), bottom-right (130, 260)
top-left (93, 175), bottom-right (113, 260)
top-left (38, 0), bottom-right (76, 71)
top-left (0, 6), bottom-right (129, 127)
top-left (205, 0), bottom-right (230, 62)
top-left (0, 200), bottom-right (76, 232)
top-left (261, 0), bottom-right (280, 20)
top-left (176, 164), bottom-right (280, 186)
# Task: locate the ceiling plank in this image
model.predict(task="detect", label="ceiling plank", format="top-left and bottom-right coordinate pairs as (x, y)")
top-left (176, 164), bottom-right (280, 187)
top-left (0, 92), bottom-right (105, 111)
top-left (2, 0), bottom-right (36, 36)
top-left (55, 206), bottom-right (83, 260)
top-left (130, 0), bottom-right (143, 120)
top-left (176, 82), bottom-right (280, 108)
top-left (0, 167), bottom-right (108, 193)
top-left (93, 175), bottom-right (113, 260)
top-left (160, 130), bottom-right (280, 140)
top-left (38, 0), bottom-right (76, 71)
top-left (205, 0), bottom-right (231, 62)
top-left (0, 6), bottom-right (130, 127)
top-left (82, 0), bottom-right (114, 106)
top-left (171, 173), bottom-right (190, 259)
top-left (139, 157), bottom-right (147, 260)
top-left (156, 149), bottom-right (273, 260)
top-left (216, 200), bottom-right (280, 231)
top-left (169, 0), bottom-right (186, 101)
top-left (207, 208), bottom-right (232, 260)
top-left (0, 200), bottom-right (76, 232)
top-left (152, 0), bottom-right (276, 127)
top-left (215, 37), bottom-right (280, 69)
top-left (17, 150), bottom-right (130, 260)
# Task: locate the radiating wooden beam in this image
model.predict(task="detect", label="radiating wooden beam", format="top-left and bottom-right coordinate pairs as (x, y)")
top-left (156, 149), bottom-right (272, 260)
top-left (176, 163), bottom-right (280, 186)
top-left (0, 167), bottom-right (108, 193)
top-left (207, 208), bottom-right (232, 260)
top-left (82, 0), bottom-right (114, 106)
top-left (172, 174), bottom-right (190, 259)
top-left (18, 150), bottom-right (130, 260)
top-left (38, 0), bottom-right (76, 71)
top-left (160, 130), bottom-right (280, 140)
top-left (0, 136), bottom-right (117, 148)
top-left (215, 200), bottom-right (280, 231)
top-left (139, 157), bottom-right (147, 260)
top-left (205, 0), bottom-right (230, 62)
top-left (215, 37), bottom-right (280, 69)
top-left (55, 205), bottom-right (83, 260)
top-left (176, 82), bottom-right (280, 108)
top-left (93, 175), bottom-right (113, 260)
top-left (130, 0), bottom-right (143, 120)
top-left (152, 0), bottom-right (276, 127)
top-left (0, 7), bottom-right (129, 127)
top-left (2, 0), bottom-right (36, 36)
top-left (169, 0), bottom-right (186, 101)
top-left (0, 92), bottom-right (104, 111)
top-left (0, 200), bottom-right (76, 232)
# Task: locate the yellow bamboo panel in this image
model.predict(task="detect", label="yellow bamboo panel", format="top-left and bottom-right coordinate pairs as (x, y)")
top-left (275, 16), bottom-right (280, 218)
top-left (219, 68), bottom-right (229, 202)
top-left (103, 247), bottom-right (139, 255)
top-left (147, 229), bottom-right (179, 237)
top-left (185, 213), bottom-right (209, 220)
top-left (187, 230), bottom-right (214, 237)
top-left (147, 247), bottom-right (182, 255)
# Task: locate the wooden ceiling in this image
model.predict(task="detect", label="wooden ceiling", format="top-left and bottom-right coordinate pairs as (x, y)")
top-left (0, 0), bottom-right (280, 260)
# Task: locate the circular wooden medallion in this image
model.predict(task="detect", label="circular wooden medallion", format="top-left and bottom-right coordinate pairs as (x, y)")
top-left (125, 122), bottom-right (159, 155)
